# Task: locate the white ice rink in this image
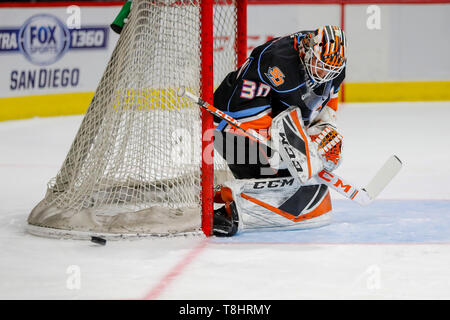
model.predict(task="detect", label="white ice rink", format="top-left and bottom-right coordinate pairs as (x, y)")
top-left (1, 101), bottom-right (450, 299)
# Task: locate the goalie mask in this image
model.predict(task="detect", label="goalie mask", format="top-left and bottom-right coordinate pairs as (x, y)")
top-left (299, 25), bottom-right (347, 84)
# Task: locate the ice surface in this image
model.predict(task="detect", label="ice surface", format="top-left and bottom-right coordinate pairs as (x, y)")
top-left (0, 102), bottom-right (449, 299)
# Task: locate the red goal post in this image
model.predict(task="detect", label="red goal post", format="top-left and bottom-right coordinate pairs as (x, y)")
top-left (202, 0), bottom-right (248, 236)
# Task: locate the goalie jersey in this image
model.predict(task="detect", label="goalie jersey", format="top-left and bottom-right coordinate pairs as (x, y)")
top-left (213, 31), bottom-right (345, 132)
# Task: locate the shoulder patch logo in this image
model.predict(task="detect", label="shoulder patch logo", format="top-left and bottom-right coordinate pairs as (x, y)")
top-left (265, 66), bottom-right (285, 87)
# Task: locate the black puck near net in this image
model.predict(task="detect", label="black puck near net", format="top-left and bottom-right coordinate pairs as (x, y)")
top-left (91, 236), bottom-right (107, 245)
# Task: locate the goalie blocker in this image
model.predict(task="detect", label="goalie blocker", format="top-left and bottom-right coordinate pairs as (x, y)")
top-left (270, 107), bottom-right (325, 184)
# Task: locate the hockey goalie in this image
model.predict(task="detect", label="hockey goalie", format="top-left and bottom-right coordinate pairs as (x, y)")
top-left (212, 25), bottom-right (347, 236)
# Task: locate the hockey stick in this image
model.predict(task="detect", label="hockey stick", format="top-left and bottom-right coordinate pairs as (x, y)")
top-left (178, 88), bottom-right (402, 206)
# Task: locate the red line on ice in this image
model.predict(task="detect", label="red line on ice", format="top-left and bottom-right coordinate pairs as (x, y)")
top-left (143, 239), bottom-right (209, 300)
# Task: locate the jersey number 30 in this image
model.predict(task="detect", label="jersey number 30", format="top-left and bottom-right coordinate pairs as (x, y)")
top-left (240, 80), bottom-right (271, 99)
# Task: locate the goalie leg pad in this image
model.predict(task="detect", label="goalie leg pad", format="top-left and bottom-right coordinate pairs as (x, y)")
top-left (220, 178), bottom-right (332, 233)
top-left (271, 108), bottom-right (323, 183)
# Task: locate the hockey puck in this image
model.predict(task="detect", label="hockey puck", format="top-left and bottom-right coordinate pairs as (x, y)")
top-left (91, 236), bottom-right (107, 245)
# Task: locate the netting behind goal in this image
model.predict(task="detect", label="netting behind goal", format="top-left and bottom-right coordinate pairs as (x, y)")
top-left (27, 0), bottom-right (245, 239)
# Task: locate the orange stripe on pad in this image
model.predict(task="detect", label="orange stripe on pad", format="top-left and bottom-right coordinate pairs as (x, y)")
top-left (289, 110), bottom-right (311, 179)
top-left (240, 192), bottom-right (331, 223)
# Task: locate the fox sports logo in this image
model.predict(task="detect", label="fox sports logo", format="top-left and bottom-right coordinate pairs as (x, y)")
top-left (18, 14), bottom-right (70, 66)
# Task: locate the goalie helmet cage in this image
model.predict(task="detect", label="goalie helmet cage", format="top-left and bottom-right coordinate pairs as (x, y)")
top-left (27, 0), bottom-right (247, 239)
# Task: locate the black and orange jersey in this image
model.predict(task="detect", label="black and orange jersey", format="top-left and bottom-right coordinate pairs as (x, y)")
top-left (213, 31), bottom-right (345, 132)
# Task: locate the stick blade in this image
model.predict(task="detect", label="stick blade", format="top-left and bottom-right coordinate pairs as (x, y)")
top-left (364, 155), bottom-right (403, 200)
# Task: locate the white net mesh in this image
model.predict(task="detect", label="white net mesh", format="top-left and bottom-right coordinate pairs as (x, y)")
top-left (28, 0), bottom-right (238, 239)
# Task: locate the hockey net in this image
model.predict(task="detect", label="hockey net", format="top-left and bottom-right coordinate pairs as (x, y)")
top-left (27, 0), bottom-right (244, 239)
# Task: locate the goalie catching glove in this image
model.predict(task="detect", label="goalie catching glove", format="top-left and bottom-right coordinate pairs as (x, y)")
top-left (307, 106), bottom-right (343, 171)
top-left (308, 123), bottom-right (343, 171)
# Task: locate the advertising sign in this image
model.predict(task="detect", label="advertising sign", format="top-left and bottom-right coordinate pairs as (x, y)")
top-left (0, 5), bottom-right (120, 98)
